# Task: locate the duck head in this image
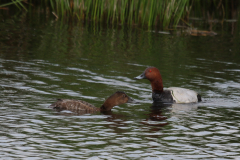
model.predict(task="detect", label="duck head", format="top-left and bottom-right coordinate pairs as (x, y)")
top-left (100, 91), bottom-right (136, 111)
top-left (134, 67), bottom-right (163, 93)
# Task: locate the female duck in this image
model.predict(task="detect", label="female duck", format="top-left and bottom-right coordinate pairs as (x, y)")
top-left (134, 67), bottom-right (201, 103)
top-left (49, 91), bottom-right (135, 112)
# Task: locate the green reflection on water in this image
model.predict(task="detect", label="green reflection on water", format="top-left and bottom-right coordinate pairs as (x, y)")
top-left (0, 8), bottom-right (240, 160)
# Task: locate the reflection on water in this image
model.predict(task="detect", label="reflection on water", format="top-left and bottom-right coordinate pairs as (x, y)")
top-left (0, 13), bottom-right (240, 159)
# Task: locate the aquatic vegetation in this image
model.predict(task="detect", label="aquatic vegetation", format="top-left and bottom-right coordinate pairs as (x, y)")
top-left (47, 0), bottom-right (190, 28)
top-left (0, 0), bottom-right (239, 30)
top-left (0, 0), bottom-right (189, 28)
top-left (0, 0), bottom-right (26, 10)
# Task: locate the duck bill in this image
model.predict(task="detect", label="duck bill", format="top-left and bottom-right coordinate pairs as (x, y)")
top-left (134, 72), bottom-right (146, 80)
top-left (127, 97), bottom-right (138, 104)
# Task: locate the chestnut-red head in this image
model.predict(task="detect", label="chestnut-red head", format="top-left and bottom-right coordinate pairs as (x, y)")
top-left (134, 67), bottom-right (163, 92)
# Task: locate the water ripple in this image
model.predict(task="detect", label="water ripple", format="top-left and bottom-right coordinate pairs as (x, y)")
top-left (1, 46), bottom-right (240, 159)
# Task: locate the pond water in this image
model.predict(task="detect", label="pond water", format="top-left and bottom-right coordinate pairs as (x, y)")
top-left (0, 12), bottom-right (240, 160)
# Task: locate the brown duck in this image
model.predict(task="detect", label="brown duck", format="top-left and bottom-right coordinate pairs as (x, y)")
top-left (49, 91), bottom-right (136, 113)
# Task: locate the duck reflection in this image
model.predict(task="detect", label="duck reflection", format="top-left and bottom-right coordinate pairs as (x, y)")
top-left (141, 102), bottom-right (199, 127)
top-left (50, 99), bottom-right (199, 137)
top-left (141, 103), bottom-right (170, 127)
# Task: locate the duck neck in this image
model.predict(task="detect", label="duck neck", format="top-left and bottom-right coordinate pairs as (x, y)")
top-left (100, 104), bottom-right (113, 112)
top-left (100, 98), bottom-right (116, 111)
top-left (150, 78), bottom-right (163, 94)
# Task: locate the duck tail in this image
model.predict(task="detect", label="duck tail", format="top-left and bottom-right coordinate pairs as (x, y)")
top-left (197, 94), bottom-right (202, 102)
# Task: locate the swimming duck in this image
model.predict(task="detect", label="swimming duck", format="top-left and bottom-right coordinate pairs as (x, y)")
top-left (49, 91), bottom-right (136, 112)
top-left (134, 67), bottom-right (201, 103)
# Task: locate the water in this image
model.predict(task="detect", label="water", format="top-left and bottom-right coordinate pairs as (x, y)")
top-left (0, 12), bottom-right (240, 160)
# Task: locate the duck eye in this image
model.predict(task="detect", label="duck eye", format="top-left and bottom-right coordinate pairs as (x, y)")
top-left (149, 70), bottom-right (152, 72)
top-left (122, 94), bottom-right (126, 98)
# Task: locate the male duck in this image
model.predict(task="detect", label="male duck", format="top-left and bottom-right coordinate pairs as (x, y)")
top-left (134, 67), bottom-right (201, 103)
top-left (49, 91), bottom-right (136, 112)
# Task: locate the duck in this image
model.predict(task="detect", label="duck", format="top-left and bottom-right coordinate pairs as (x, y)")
top-left (134, 67), bottom-right (201, 103)
top-left (49, 91), bottom-right (136, 113)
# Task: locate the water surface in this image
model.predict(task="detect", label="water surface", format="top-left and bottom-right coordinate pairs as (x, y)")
top-left (0, 12), bottom-right (240, 159)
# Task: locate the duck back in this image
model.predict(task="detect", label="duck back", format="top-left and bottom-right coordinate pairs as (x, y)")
top-left (49, 99), bottom-right (99, 112)
top-left (166, 87), bottom-right (201, 103)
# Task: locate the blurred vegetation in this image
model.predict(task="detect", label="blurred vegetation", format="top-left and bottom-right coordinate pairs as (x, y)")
top-left (1, 0), bottom-right (240, 70)
top-left (0, 0), bottom-right (239, 30)
top-left (48, 0), bottom-right (189, 28)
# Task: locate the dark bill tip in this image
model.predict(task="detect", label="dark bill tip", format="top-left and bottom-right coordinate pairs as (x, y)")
top-left (127, 98), bottom-right (138, 104)
top-left (134, 72), bottom-right (145, 80)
